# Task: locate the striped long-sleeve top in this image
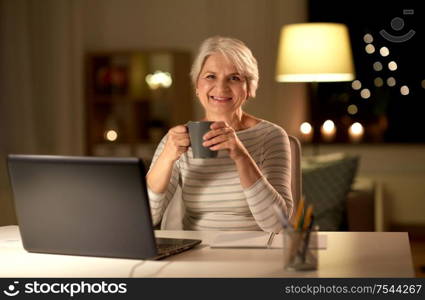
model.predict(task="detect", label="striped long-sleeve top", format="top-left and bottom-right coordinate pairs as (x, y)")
top-left (147, 120), bottom-right (293, 232)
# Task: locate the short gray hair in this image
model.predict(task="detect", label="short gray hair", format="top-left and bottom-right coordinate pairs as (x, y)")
top-left (190, 36), bottom-right (259, 98)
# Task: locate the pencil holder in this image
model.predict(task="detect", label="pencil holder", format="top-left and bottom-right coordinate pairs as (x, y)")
top-left (283, 229), bottom-right (318, 271)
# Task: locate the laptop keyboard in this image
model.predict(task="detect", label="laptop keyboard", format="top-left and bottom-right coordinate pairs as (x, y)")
top-left (155, 238), bottom-right (201, 255)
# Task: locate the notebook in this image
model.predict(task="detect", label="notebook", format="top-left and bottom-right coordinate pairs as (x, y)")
top-left (210, 231), bottom-right (327, 249)
top-left (7, 154), bottom-right (201, 260)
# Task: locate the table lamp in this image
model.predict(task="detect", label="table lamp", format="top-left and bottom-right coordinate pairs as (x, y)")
top-left (275, 22), bottom-right (355, 145)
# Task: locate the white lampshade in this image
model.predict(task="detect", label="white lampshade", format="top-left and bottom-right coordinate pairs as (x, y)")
top-left (276, 23), bottom-right (355, 82)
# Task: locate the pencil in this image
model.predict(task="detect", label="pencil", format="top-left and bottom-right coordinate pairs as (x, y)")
top-left (292, 197), bottom-right (305, 231)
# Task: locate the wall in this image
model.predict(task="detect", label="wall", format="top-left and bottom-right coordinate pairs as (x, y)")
top-left (82, 0), bottom-right (308, 131)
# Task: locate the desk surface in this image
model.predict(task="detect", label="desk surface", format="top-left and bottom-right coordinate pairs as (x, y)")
top-left (0, 226), bottom-right (414, 278)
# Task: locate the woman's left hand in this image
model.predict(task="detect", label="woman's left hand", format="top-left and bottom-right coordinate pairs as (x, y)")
top-left (202, 121), bottom-right (249, 161)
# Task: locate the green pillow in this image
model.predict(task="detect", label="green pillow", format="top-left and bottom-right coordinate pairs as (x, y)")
top-left (302, 153), bottom-right (359, 231)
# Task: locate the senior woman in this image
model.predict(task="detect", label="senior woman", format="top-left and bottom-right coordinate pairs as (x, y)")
top-left (146, 36), bottom-right (293, 232)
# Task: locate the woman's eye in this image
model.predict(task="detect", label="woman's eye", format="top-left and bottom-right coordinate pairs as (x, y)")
top-left (230, 76), bottom-right (241, 81)
top-left (206, 74), bottom-right (216, 79)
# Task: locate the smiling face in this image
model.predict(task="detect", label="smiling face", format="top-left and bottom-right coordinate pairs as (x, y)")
top-left (196, 53), bottom-right (249, 117)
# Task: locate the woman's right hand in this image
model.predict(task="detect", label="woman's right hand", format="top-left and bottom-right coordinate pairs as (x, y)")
top-left (161, 125), bottom-right (190, 162)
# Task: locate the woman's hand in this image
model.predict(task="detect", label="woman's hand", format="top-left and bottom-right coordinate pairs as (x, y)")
top-left (202, 121), bottom-right (249, 161)
top-left (161, 125), bottom-right (190, 162)
top-left (147, 124), bottom-right (188, 194)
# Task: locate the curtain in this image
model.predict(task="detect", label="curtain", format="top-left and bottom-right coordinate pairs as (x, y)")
top-left (0, 0), bottom-right (84, 225)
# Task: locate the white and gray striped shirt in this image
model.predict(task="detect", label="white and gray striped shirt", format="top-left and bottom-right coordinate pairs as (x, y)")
top-left (147, 120), bottom-right (293, 232)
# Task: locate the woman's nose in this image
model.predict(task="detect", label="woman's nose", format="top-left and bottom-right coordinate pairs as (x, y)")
top-left (216, 79), bottom-right (230, 91)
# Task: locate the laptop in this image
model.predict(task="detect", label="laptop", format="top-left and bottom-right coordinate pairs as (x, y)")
top-left (7, 154), bottom-right (201, 260)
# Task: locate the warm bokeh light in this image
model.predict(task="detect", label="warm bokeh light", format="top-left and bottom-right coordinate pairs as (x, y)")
top-left (363, 33), bottom-right (373, 43)
top-left (299, 122), bottom-right (313, 142)
top-left (300, 122), bottom-right (313, 134)
top-left (347, 104), bottom-right (358, 115)
top-left (422, 80), bottom-right (425, 89)
top-left (351, 80), bottom-right (362, 90)
top-left (145, 71), bottom-right (172, 89)
top-left (360, 88), bottom-right (371, 99)
top-left (388, 61), bottom-right (398, 71)
top-left (105, 130), bottom-right (118, 142)
top-left (374, 77), bottom-right (384, 87)
top-left (322, 120), bottom-right (335, 132)
top-left (380, 47), bottom-right (390, 57)
top-left (321, 120), bottom-right (336, 141)
top-left (373, 61), bottom-right (383, 71)
top-left (348, 122), bottom-right (364, 142)
top-left (350, 122), bottom-right (364, 135)
top-left (400, 85), bottom-right (410, 96)
top-left (365, 44), bottom-right (375, 54)
top-left (387, 77), bottom-right (396, 87)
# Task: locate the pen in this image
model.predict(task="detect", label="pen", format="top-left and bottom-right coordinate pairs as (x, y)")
top-left (272, 204), bottom-right (292, 231)
top-left (267, 232), bottom-right (275, 248)
top-left (301, 215), bottom-right (315, 262)
top-left (302, 205), bottom-right (314, 231)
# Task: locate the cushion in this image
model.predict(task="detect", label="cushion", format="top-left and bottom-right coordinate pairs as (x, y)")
top-left (302, 153), bottom-right (359, 231)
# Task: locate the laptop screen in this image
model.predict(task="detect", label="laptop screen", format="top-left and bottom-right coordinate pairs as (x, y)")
top-left (7, 155), bottom-right (159, 259)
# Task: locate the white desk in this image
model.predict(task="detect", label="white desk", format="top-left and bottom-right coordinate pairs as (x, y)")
top-left (0, 226), bottom-right (414, 277)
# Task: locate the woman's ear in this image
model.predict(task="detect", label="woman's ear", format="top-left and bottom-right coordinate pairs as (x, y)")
top-left (246, 87), bottom-right (251, 100)
top-left (246, 80), bottom-right (251, 99)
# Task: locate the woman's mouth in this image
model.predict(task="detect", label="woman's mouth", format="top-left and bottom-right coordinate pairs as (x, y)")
top-left (209, 95), bottom-right (233, 102)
